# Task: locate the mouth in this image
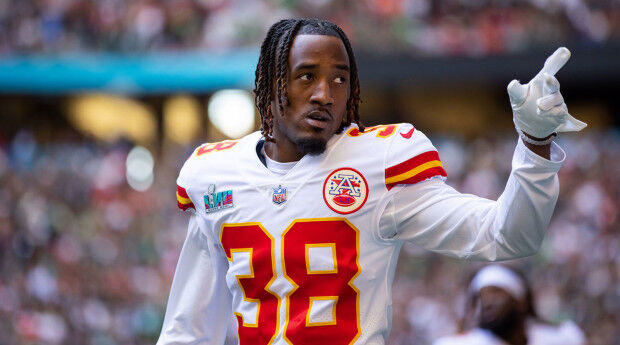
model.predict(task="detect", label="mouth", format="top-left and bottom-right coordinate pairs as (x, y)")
top-left (304, 110), bottom-right (332, 130)
top-left (481, 306), bottom-right (503, 319)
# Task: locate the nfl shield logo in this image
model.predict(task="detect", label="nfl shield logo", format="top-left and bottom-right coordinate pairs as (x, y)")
top-left (272, 185), bottom-right (287, 205)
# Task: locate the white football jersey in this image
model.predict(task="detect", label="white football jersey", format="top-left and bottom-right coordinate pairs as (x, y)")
top-left (158, 123), bottom-right (565, 345)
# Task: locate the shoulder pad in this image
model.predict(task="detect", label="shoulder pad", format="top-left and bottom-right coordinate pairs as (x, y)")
top-left (384, 123), bottom-right (446, 190)
top-left (192, 139), bottom-right (240, 158)
top-left (175, 139), bottom-right (241, 212)
top-left (343, 124), bottom-right (400, 140)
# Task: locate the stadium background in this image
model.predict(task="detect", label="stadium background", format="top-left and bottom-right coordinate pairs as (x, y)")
top-left (0, 0), bottom-right (618, 344)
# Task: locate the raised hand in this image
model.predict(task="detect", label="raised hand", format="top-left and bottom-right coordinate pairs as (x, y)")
top-left (507, 47), bottom-right (587, 139)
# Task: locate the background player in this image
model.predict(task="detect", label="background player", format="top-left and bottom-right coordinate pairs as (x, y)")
top-left (433, 265), bottom-right (586, 345)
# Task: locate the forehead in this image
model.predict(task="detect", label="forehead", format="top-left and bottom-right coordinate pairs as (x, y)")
top-left (288, 34), bottom-right (349, 69)
top-left (479, 286), bottom-right (514, 301)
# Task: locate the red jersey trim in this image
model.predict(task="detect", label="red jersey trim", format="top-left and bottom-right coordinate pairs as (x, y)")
top-left (176, 185), bottom-right (195, 211)
top-left (385, 151), bottom-right (447, 190)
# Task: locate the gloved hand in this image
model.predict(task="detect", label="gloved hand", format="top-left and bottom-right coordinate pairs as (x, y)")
top-left (507, 47), bottom-right (587, 139)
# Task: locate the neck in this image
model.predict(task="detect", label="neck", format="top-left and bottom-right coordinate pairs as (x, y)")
top-left (264, 139), bottom-right (303, 163)
top-left (491, 320), bottom-right (527, 345)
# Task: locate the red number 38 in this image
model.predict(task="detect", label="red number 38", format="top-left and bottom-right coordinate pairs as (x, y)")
top-left (220, 218), bottom-right (361, 345)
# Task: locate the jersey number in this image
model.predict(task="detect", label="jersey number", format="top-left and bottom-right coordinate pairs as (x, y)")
top-left (196, 140), bottom-right (238, 156)
top-left (346, 124), bottom-right (397, 138)
top-left (220, 219), bottom-right (361, 345)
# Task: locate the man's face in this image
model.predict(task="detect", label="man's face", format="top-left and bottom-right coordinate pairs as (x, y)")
top-left (478, 286), bottom-right (523, 332)
top-left (270, 34), bottom-right (350, 155)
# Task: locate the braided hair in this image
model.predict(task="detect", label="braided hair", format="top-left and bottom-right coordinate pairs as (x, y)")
top-left (253, 18), bottom-right (363, 141)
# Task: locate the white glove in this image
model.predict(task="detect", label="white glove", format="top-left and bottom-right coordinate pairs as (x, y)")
top-left (507, 47), bottom-right (587, 139)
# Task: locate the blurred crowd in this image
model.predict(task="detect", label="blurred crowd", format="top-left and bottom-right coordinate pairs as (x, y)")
top-left (0, 0), bottom-right (619, 56)
top-left (0, 131), bottom-right (187, 344)
top-left (0, 126), bottom-right (617, 344)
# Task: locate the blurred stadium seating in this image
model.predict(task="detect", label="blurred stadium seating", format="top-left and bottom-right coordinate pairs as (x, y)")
top-left (0, 1), bottom-right (618, 344)
top-left (1, 0), bottom-right (619, 55)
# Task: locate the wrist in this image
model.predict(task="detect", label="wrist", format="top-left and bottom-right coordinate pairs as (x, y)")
top-left (522, 140), bottom-right (551, 159)
top-left (514, 126), bottom-right (554, 159)
top-left (519, 130), bottom-right (557, 146)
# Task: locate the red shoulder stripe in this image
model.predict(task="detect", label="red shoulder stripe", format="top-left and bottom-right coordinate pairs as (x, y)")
top-left (385, 151), bottom-right (441, 178)
top-left (176, 185), bottom-right (195, 211)
top-left (385, 151), bottom-right (446, 190)
top-left (386, 166), bottom-right (446, 190)
top-left (177, 185), bottom-right (190, 198)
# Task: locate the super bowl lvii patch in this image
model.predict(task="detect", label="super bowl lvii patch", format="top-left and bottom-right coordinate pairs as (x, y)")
top-left (204, 184), bottom-right (233, 213)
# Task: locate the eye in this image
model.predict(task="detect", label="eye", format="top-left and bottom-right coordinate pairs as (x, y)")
top-left (334, 76), bottom-right (346, 84)
top-left (299, 73), bottom-right (312, 81)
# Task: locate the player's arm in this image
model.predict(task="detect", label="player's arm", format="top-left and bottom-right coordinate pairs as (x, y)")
top-left (380, 139), bottom-right (562, 260)
top-left (377, 48), bottom-right (586, 260)
top-left (157, 215), bottom-right (232, 344)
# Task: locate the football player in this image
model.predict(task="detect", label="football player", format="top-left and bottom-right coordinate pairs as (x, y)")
top-left (433, 265), bottom-right (586, 345)
top-left (158, 18), bottom-right (586, 345)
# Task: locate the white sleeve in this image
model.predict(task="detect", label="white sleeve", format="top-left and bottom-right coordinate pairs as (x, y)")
top-left (157, 214), bottom-right (232, 345)
top-left (556, 321), bottom-right (586, 345)
top-left (528, 320), bottom-right (586, 345)
top-left (379, 138), bottom-right (565, 261)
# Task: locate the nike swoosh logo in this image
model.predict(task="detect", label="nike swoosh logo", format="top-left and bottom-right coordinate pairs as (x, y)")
top-left (400, 127), bottom-right (415, 139)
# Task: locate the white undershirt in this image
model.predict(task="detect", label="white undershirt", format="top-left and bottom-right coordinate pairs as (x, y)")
top-left (261, 145), bottom-right (297, 175)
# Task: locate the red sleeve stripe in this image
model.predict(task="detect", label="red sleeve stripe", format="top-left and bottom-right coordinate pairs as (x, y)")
top-left (176, 185), bottom-right (195, 211)
top-left (177, 185), bottom-right (190, 198)
top-left (385, 151), bottom-right (441, 178)
top-left (385, 151), bottom-right (447, 190)
top-left (386, 166), bottom-right (446, 190)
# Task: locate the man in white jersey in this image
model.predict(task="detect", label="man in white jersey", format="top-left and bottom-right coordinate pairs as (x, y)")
top-left (433, 265), bottom-right (586, 345)
top-left (158, 18), bottom-right (586, 345)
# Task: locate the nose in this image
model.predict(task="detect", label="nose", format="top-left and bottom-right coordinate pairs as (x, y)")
top-left (310, 79), bottom-right (334, 106)
top-left (479, 287), bottom-right (511, 309)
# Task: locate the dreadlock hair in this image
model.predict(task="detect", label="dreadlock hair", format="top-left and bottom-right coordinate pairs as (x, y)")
top-left (253, 18), bottom-right (363, 142)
